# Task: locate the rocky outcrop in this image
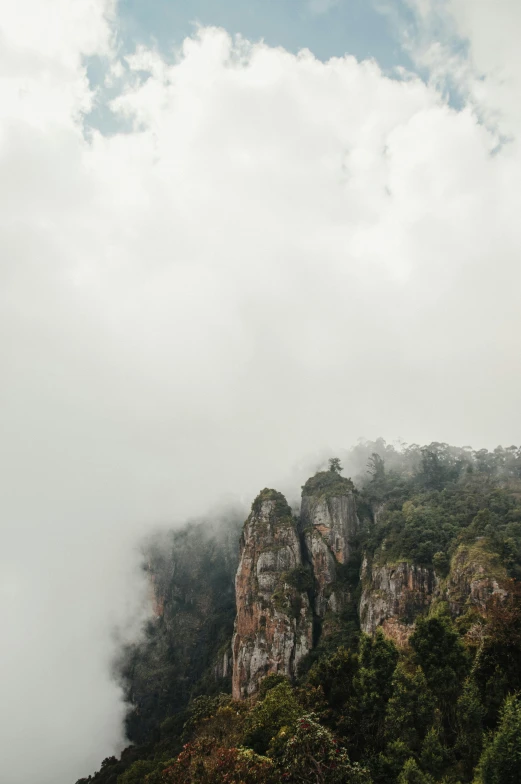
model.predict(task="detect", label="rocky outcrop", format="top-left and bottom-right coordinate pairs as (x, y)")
top-left (303, 527), bottom-right (339, 617)
top-left (214, 645), bottom-right (233, 679)
top-left (301, 493), bottom-right (358, 565)
top-left (359, 557), bottom-right (437, 637)
top-left (359, 538), bottom-right (510, 642)
top-left (300, 475), bottom-right (359, 619)
top-left (438, 540), bottom-right (508, 615)
top-left (232, 490), bottom-right (313, 700)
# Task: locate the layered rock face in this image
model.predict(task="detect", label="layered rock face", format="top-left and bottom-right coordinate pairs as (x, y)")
top-left (359, 558), bottom-right (437, 641)
top-left (440, 540), bottom-right (508, 615)
top-left (303, 527), bottom-right (338, 617)
top-left (300, 477), bottom-right (359, 619)
top-left (359, 539), bottom-right (509, 644)
top-left (301, 493), bottom-right (358, 565)
top-left (232, 490), bottom-right (313, 700)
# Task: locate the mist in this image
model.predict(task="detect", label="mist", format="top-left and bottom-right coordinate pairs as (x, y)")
top-left (2, 0), bottom-right (521, 782)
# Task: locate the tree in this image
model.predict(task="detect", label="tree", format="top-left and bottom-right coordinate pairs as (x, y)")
top-left (455, 679), bottom-right (484, 780)
top-left (473, 694), bottom-right (521, 784)
top-left (243, 681), bottom-right (300, 755)
top-left (367, 453), bottom-right (385, 483)
top-left (161, 740), bottom-right (280, 784)
top-left (281, 713), bottom-right (372, 783)
top-left (345, 631), bottom-right (399, 756)
top-left (397, 758), bottom-right (434, 784)
top-left (419, 725), bottom-right (446, 779)
top-left (385, 663), bottom-right (435, 753)
top-left (329, 457), bottom-right (343, 474)
top-left (410, 612), bottom-right (469, 717)
top-left (307, 646), bottom-right (358, 713)
top-left (117, 760), bottom-right (156, 784)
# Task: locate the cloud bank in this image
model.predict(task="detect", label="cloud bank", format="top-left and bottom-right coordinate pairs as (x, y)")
top-left (1, 0), bottom-right (521, 781)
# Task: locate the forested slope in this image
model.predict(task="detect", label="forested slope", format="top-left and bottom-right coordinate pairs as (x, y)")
top-left (78, 441), bottom-right (521, 784)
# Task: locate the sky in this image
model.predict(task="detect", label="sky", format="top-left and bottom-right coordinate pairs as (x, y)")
top-left (1, 1), bottom-right (521, 782)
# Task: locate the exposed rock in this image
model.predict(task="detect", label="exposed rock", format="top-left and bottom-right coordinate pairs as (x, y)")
top-left (300, 493), bottom-right (358, 565)
top-left (304, 527), bottom-right (338, 618)
top-left (232, 490), bottom-right (313, 699)
top-left (358, 537), bottom-right (510, 640)
top-left (438, 540), bottom-right (508, 615)
top-left (359, 557), bottom-right (437, 635)
top-left (215, 645), bottom-right (233, 679)
top-left (300, 476), bottom-right (359, 621)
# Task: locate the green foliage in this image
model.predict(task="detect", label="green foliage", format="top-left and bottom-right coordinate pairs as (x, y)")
top-left (283, 565), bottom-right (314, 593)
top-left (455, 679), bottom-right (484, 779)
top-left (471, 583), bottom-right (521, 726)
top-left (385, 663), bottom-right (435, 753)
top-left (161, 739), bottom-right (280, 784)
top-left (473, 694), bottom-right (521, 784)
top-left (307, 645), bottom-right (358, 711)
top-left (329, 457), bottom-right (343, 474)
top-left (281, 713), bottom-right (372, 783)
top-left (243, 681), bottom-right (301, 755)
top-left (433, 551), bottom-right (450, 577)
top-left (117, 760), bottom-right (156, 784)
top-left (346, 631), bottom-right (400, 756)
top-left (85, 439), bottom-right (521, 784)
top-left (367, 453), bottom-right (385, 483)
top-left (302, 470), bottom-right (354, 498)
top-left (419, 726), bottom-right (446, 779)
top-left (410, 612), bottom-right (469, 711)
top-left (397, 758), bottom-right (434, 784)
top-left (181, 694), bottom-right (230, 741)
top-left (258, 673), bottom-right (289, 699)
top-left (358, 442), bottom-right (521, 573)
top-left (252, 488), bottom-right (293, 520)
top-left (374, 740), bottom-right (411, 783)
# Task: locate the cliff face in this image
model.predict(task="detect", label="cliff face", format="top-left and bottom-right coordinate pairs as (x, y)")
top-left (121, 517), bottom-right (241, 743)
top-left (300, 480), bottom-right (359, 620)
top-left (439, 540), bottom-right (508, 615)
top-left (359, 539), bottom-right (509, 644)
top-left (301, 493), bottom-right (358, 565)
top-left (303, 527), bottom-right (339, 617)
top-left (232, 490), bottom-right (313, 699)
top-left (231, 475), bottom-right (361, 698)
top-left (359, 557), bottom-right (437, 642)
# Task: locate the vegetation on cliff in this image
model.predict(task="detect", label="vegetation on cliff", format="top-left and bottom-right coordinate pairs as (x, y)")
top-left (78, 440), bottom-right (521, 784)
top-left (301, 469), bottom-right (355, 499)
top-left (358, 442), bottom-right (521, 577)
top-left (79, 589), bottom-right (521, 783)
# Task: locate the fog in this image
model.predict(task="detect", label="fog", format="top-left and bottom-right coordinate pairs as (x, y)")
top-left (1, 0), bottom-right (521, 781)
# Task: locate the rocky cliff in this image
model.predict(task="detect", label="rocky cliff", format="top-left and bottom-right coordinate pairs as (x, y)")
top-left (359, 539), bottom-right (509, 644)
top-left (122, 461), bottom-right (519, 732)
top-left (121, 516), bottom-right (241, 743)
top-left (300, 473), bottom-right (359, 620)
top-left (439, 539), bottom-right (508, 614)
top-left (231, 489), bottom-right (313, 699)
top-left (81, 444), bottom-right (521, 784)
top-left (231, 473), bottom-right (361, 697)
top-left (359, 557), bottom-right (437, 643)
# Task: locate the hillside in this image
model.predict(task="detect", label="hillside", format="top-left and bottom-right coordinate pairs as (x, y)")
top-left (77, 442), bottom-right (521, 784)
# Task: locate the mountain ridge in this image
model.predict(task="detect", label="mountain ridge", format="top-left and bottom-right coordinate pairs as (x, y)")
top-left (78, 440), bottom-right (521, 784)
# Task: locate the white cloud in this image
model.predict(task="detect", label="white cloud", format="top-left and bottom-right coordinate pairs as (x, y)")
top-left (404, 0), bottom-right (521, 135)
top-left (1, 3), bottom-right (521, 782)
